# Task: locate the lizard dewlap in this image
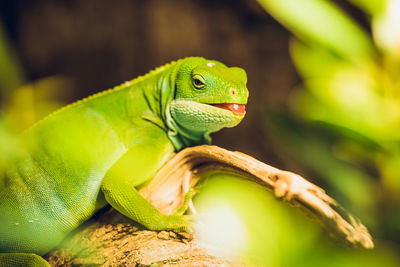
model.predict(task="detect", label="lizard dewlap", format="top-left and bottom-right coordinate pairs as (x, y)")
top-left (0, 57), bottom-right (248, 266)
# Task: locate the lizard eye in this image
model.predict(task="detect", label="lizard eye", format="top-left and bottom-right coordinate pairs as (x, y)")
top-left (192, 75), bottom-right (205, 88)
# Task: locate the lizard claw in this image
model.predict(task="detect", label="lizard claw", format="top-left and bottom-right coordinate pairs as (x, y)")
top-left (161, 214), bottom-right (194, 233)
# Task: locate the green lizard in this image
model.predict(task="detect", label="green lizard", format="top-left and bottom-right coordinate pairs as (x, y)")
top-left (0, 57), bottom-right (248, 266)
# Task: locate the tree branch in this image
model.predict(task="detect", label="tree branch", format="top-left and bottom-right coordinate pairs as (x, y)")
top-left (46, 145), bottom-right (373, 266)
top-left (141, 145), bottom-right (373, 249)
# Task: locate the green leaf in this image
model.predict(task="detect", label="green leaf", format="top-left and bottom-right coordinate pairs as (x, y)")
top-left (372, 0), bottom-right (400, 57)
top-left (290, 38), bottom-right (343, 79)
top-left (347, 0), bottom-right (387, 17)
top-left (290, 39), bottom-right (400, 142)
top-left (257, 0), bottom-right (374, 62)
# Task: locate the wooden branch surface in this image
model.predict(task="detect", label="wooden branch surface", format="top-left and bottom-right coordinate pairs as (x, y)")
top-left (46, 145), bottom-right (373, 266)
top-left (140, 145), bottom-right (374, 249)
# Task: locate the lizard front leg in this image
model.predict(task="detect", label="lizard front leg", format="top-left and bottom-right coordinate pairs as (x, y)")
top-left (101, 176), bottom-right (191, 232)
top-left (101, 126), bottom-right (192, 232)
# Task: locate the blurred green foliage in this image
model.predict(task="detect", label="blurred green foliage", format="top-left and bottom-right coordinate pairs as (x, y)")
top-left (0, 21), bottom-right (25, 103)
top-left (195, 174), bottom-right (400, 266)
top-left (241, 0), bottom-right (400, 265)
top-left (2, 76), bottom-right (72, 133)
top-left (0, 19), bottom-right (70, 178)
top-left (0, 19), bottom-right (71, 133)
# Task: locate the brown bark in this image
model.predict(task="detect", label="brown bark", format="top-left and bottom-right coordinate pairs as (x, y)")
top-left (45, 211), bottom-right (238, 266)
top-left (46, 145), bottom-right (373, 266)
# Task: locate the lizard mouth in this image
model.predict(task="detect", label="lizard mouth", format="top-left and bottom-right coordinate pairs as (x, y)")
top-left (209, 103), bottom-right (246, 115)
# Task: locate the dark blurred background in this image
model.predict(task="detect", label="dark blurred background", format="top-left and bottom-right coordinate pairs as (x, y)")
top-left (0, 0), bottom-right (298, 165)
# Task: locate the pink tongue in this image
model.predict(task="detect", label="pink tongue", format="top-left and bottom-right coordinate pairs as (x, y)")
top-left (211, 103), bottom-right (246, 114)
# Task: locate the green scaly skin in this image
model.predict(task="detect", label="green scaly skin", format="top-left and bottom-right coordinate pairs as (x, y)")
top-left (0, 57), bottom-right (248, 266)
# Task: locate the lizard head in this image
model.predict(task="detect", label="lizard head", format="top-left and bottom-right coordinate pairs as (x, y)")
top-left (169, 57), bottom-right (248, 136)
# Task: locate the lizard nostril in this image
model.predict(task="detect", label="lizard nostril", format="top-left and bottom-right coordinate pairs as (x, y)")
top-left (229, 88), bottom-right (237, 96)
